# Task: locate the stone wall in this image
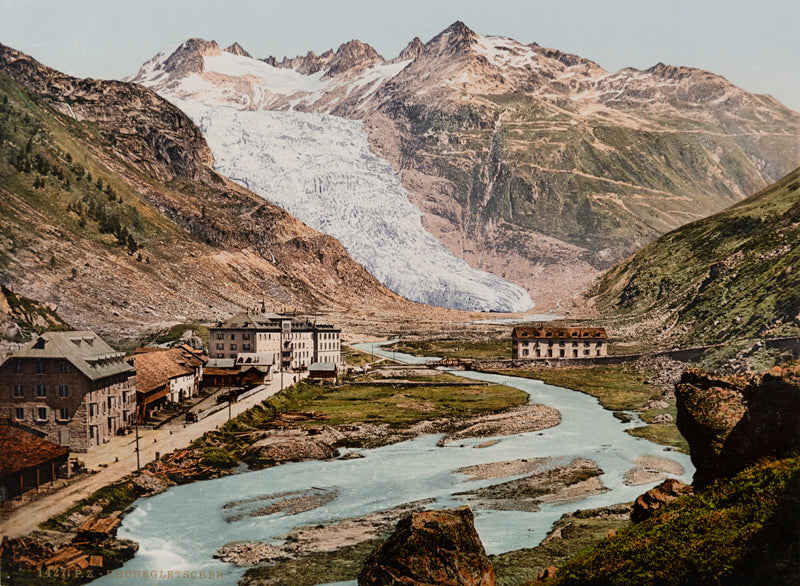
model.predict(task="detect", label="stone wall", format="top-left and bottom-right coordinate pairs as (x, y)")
top-left (472, 346), bottom-right (712, 371)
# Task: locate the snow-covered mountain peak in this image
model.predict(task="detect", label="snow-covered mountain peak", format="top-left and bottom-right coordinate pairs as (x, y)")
top-left (132, 33), bottom-right (535, 312)
top-left (129, 21), bottom-right (800, 314)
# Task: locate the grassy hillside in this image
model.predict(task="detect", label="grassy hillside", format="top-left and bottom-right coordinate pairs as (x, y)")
top-left (587, 167), bottom-right (800, 350)
top-left (543, 456), bottom-right (800, 586)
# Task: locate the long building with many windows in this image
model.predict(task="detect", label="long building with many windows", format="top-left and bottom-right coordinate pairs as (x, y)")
top-left (512, 325), bottom-right (608, 359)
top-left (209, 310), bottom-right (343, 370)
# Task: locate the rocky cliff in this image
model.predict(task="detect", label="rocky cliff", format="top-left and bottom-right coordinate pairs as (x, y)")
top-left (676, 365), bottom-right (800, 489)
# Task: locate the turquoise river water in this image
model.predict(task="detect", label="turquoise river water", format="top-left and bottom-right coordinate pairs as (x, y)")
top-left (94, 343), bottom-right (692, 586)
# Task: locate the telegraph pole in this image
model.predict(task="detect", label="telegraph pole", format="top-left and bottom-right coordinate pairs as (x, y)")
top-left (135, 420), bottom-right (140, 471)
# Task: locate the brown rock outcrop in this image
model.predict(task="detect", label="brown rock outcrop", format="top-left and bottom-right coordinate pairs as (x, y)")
top-left (676, 365), bottom-right (800, 489)
top-left (324, 40), bottom-right (384, 78)
top-left (358, 507), bottom-right (495, 586)
top-left (630, 478), bottom-right (693, 523)
top-left (244, 434), bottom-right (339, 470)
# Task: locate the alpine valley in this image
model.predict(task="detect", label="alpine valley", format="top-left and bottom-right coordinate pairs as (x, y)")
top-left (130, 21), bottom-right (800, 310)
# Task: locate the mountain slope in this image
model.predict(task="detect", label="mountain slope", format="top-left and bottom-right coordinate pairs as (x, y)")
top-left (586, 166), bottom-right (800, 348)
top-left (133, 38), bottom-right (535, 312)
top-left (0, 43), bottom-right (412, 340)
top-left (131, 22), bottom-right (800, 309)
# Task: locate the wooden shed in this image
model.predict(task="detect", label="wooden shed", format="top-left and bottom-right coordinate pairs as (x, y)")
top-left (0, 420), bottom-right (69, 502)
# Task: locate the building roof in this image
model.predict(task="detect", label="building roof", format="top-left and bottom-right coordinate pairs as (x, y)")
top-left (309, 362), bottom-right (337, 372)
top-left (207, 358), bottom-right (236, 369)
top-left (128, 348), bottom-right (194, 395)
top-left (6, 331), bottom-right (133, 381)
top-left (512, 325), bottom-right (608, 339)
top-left (235, 353), bottom-right (274, 366)
top-left (240, 365), bottom-right (272, 374)
top-left (0, 421), bottom-right (69, 475)
top-left (178, 344), bottom-right (209, 365)
top-left (213, 311), bottom-right (339, 333)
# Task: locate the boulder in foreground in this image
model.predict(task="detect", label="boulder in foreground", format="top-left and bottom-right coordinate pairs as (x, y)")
top-left (358, 506), bottom-right (495, 585)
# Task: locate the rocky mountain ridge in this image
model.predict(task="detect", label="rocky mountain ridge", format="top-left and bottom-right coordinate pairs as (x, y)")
top-left (0, 43), bottom-right (423, 341)
top-left (131, 21), bottom-right (800, 309)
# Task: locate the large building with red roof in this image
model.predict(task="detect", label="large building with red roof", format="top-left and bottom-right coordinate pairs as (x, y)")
top-left (512, 325), bottom-right (608, 359)
top-left (127, 345), bottom-right (206, 422)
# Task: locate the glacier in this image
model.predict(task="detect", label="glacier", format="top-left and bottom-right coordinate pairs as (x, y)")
top-left (172, 100), bottom-right (534, 311)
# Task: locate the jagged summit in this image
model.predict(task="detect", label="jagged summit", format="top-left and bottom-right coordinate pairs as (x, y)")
top-left (130, 38), bottom-right (220, 80)
top-left (224, 42), bottom-right (251, 58)
top-left (129, 21), bottom-right (800, 311)
top-left (162, 39), bottom-right (220, 75)
top-left (323, 39), bottom-right (383, 78)
top-left (422, 20), bottom-right (480, 59)
top-left (397, 37), bottom-right (424, 62)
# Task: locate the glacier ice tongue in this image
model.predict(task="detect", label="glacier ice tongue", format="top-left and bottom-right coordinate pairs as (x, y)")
top-left (172, 100), bottom-right (534, 312)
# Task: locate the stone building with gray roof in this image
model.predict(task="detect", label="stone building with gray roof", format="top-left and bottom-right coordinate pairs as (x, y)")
top-left (210, 309), bottom-right (342, 372)
top-left (0, 331), bottom-right (136, 452)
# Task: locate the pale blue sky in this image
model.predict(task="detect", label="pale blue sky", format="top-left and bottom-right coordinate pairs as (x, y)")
top-left (1, 0), bottom-right (798, 110)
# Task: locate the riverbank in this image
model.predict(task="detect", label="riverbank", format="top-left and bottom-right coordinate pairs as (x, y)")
top-left (234, 457), bottom-right (616, 586)
top-left (0, 370), bottom-right (551, 584)
top-left (487, 361), bottom-right (689, 453)
top-left (384, 338), bottom-right (690, 453)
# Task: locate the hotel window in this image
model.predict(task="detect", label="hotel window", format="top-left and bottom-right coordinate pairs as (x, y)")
top-left (13, 385), bottom-right (23, 397)
top-left (37, 384), bottom-right (46, 397)
top-left (14, 361), bottom-right (23, 373)
top-left (230, 333), bottom-right (236, 340)
top-left (37, 407), bottom-right (48, 421)
top-left (216, 333), bottom-right (224, 340)
top-left (58, 408), bottom-right (70, 421)
top-left (14, 407), bottom-right (24, 420)
top-left (216, 343), bottom-right (224, 350)
top-left (58, 362), bottom-right (68, 374)
top-left (89, 403), bottom-right (98, 417)
top-left (36, 360), bottom-right (45, 374)
top-left (242, 333), bottom-right (250, 340)
top-left (59, 385), bottom-right (69, 397)
top-left (230, 344), bottom-right (237, 351)
top-left (243, 344), bottom-right (251, 351)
